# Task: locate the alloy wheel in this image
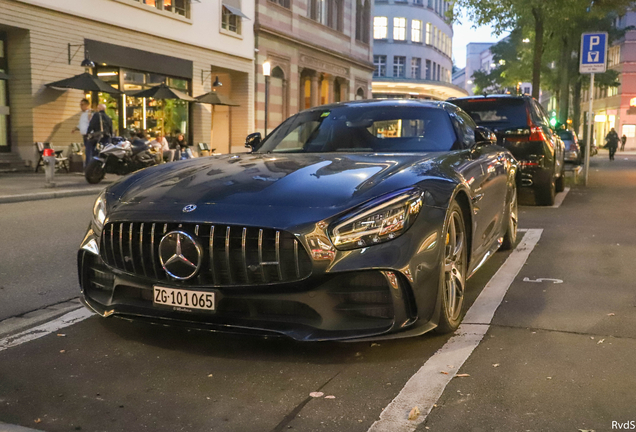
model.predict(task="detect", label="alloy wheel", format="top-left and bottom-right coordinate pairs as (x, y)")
top-left (443, 211), bottom-right (466, 322)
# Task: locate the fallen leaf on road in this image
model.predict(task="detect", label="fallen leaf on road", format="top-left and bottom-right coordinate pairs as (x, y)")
top-left (60, 350), bottom-right (65, 353)
top-left (355, 352), bottom-right (362, 357)
top-left (440, 371), bottom-right (449, 375)
top-left (309, 392), bottom-right (324, 398)
top-left (590, 337), bottom-right (595, 340)
top-left (578, 429), bottom-right (595, 432)
top-left (325, 395), bottom-right (336, 399)
top-left (456, 374), bottom-right (470, 377)
top-left (34, 419), bottom-right (41, 424)
top-left (207, 374), bottom-right (213, 378)
top-left (56, 334), bottom-right (66, 337)
top-left (597, 339), bottom-right (605, 345)
top-left (408, 406), bottom-right (420, 421)
top-left (608, 313), bottom-right (615, 316)
top-left (493, 364), bottom-right (500, 368)
top-left (358, 420), bottom-right (363, 423)
top-left (371, 343), bottom-right (380, 347)
top-left (546, 377), bottom-right (552, 380)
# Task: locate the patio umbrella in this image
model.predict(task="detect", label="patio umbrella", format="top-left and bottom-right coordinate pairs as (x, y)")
top-left (195, 91), bottom-right (239, 106)
top-left (45, 72), bottom-right (121, 94)
top-left (127, 83), bottom-right (196, 136)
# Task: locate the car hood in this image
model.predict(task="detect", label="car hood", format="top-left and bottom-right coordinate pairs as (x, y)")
top-left (108, 153), bottom-right (443, 228)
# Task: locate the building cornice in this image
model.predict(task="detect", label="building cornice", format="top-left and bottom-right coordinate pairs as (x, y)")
top-left (257, 24), bottom-right (375, 72)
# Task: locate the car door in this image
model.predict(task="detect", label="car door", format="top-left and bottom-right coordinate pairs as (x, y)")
top-left (451, 110), bottom-right (508, 256)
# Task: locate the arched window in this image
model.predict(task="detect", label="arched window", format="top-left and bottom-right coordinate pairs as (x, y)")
top-left (356, 87), bottom-right (365, 100)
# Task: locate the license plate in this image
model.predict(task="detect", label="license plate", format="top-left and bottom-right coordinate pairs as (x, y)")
top-left (153, 286), bottom-right (215, 311)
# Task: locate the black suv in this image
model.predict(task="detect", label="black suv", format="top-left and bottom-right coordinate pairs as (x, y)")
top-left (450, 95), bottom-right (565, 206)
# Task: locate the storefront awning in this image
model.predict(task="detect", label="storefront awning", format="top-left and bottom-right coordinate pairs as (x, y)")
top-left (222, 3), bottom-right (250, 19)
top-left (127, 83), bottom-right (196, 101)
top-left (46, 72), bottom-right (122, 94)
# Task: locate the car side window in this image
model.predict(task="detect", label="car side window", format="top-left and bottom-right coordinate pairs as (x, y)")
top-left (452, 111), bottom-right (476, 148)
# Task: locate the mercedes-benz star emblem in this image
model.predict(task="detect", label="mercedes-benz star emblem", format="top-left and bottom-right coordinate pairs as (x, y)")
top-left (183, 204), bottom-right (197, 213)
top-left (158, 231), bottom-right (203, 280)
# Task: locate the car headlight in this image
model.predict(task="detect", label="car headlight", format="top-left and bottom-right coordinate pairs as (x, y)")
top-left (330, 188), bottom-right (424, 251)
top-left (92, 191), bottom-right (107, 232)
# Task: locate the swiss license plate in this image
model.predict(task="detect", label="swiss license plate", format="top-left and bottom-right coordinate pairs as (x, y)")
top-left (153, 286), bottom-right (215, 311)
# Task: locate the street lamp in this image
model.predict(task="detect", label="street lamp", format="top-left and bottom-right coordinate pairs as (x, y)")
top-left (263, 61), bottom-right (271, 135)
top-left (68, 43), bottom-right (95, 71)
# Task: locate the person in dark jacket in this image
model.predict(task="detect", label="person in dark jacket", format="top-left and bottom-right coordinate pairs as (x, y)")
top-left (175, 133), bottom-right (191, 159)
top-left (621, 134), bottom-right (627, 151)
top-left (605, 128), bottom-right (619, 160)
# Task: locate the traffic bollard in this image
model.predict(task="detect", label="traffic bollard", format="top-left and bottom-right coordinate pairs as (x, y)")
top-left (43, 148), bottom-right (56, 188)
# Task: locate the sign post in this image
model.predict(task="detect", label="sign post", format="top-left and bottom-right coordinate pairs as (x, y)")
top-left (580, 32), bottom-right (608, 186)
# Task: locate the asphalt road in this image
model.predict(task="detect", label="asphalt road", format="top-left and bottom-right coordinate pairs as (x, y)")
top-left (0, 195), bottom-right (97, 320)
top-left (0, 153), bottom-right (635, 432)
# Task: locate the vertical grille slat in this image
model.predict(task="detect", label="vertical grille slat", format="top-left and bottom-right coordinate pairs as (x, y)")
top-left (275, 231), bottom-right (283, 281)
top-left (150, 223), bottom-right (159, 280)
top-left (209, 225), bottom-right (217, 285)
top-left (139, 223), bottom-right (147, 278)
top-left (129, 222), bottom-right (136, 274)
top-left (225, 226), bottom-right (233, 285)
top-left (101, 222), bottom-right (311, 286)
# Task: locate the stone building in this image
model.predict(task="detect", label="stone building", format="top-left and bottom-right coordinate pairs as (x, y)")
top-left (254, 0), bottom-right (375, 134)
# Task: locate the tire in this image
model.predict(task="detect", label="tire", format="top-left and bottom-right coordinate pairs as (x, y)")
top-left (85, 159), bottom-right (105, 184)
top-left (555, 165), bottom-right (565, 193)
top-left (500, 184), bottom-right (518, 251)
top-left (435, 201), bottom-right (468, 334)
top-left (536, 176), bottom-right (555, 206)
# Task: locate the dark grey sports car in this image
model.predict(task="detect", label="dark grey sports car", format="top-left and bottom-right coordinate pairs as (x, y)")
top-left (78, 100), bottom-right (518, 341)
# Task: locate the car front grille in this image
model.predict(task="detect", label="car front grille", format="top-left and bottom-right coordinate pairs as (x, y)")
top-left (100, 222), bottom-right (312, 286)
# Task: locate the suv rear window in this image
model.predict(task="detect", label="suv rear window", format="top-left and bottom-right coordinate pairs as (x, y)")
top-left (451, 98), bottom-right (529, 131)
top-left (558, 131), bottom-right (574, 141)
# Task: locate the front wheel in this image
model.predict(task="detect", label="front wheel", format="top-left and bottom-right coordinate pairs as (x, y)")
top-left (500, 185), bottom-right (518, 251)
top-left (85, 159), bottom-right (105, 184)
top-left (435, 201), bottom-right (468, 334)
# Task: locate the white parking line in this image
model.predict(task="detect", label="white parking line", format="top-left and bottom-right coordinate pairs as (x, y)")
top-left (0, 307), bottom-right (93, 352)
top-left (368, 229), bottom-right (543, 432)
top-left (551, 187), bottom-right (570, 208)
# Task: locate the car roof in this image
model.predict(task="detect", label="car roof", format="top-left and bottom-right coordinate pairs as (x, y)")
top-left (300, 99), bottom-right (454, 112)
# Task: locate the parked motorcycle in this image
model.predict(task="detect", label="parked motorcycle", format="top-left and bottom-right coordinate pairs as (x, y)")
top-left (85, 137), bottom-right (158, 184)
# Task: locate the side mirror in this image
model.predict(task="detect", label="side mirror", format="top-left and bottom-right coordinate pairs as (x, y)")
top-left (475, 126), bottom-right (497, 146)
top-left (245, 132), bottom-right (262, 151)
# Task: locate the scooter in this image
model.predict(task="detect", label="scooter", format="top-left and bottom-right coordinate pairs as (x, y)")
top-left (84, 137), bottom-right (158, 184)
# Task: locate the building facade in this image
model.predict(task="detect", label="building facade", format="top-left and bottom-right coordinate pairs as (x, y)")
top-left (0, 0), bottom-right (255, 167)
top-left (580, 12), bottom-right (636, 150)
top-left (254, 0), bottom-right (375, 135)
top-left (371, 0), bottom-right (466, 100)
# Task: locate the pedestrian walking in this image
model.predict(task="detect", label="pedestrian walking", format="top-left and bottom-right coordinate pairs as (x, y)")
top-left (71, 98), bottom-right (92, 167)
top-left (85, 104), bottom-right (113, 169)
top-left (621, 134), bottom-right (627, 151)
top-left (605, 128), bottom-right (619, 161)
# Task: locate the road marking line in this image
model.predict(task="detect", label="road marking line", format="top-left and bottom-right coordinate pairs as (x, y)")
top-left (368, 229), bottom-right (543, 432)
top-left (0, 308), bottom-right (93, 352)
top-left (550, 187), bottom-right (570, 208)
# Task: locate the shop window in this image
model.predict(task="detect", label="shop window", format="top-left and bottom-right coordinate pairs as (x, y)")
top-left (393, 18), bottom-right (406, 41)
top-left (374, 17), bottom-right (387, 40)
top-left (425, 23), bottom-right (432, 45)
top-left (374, 55), bottom-right (386, 77)
top-left (356, 87), bottom-right (365, 100)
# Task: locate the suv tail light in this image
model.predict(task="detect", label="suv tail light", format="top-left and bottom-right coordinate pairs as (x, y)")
top-left (529, 126), bottom-right (548, 142)
top-left (518, 155), bottom-right (545, 168)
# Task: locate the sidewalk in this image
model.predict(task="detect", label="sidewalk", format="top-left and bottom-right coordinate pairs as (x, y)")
top-left (0, 172), bottom-right (114, 204)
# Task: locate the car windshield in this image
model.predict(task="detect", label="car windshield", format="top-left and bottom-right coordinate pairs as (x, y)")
top-left (255, 106), bottom-right (457, 153)
top-left (451, 98), bottom-right (528, 131)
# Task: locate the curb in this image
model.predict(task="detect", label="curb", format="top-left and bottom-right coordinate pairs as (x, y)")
top-left (0, 422), bottom-right (45, 432)
top-left (0, 187), bottom-right (105, 204)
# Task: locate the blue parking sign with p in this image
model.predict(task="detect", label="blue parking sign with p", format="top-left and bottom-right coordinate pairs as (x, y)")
top-left (580, 32), bottom-right (607, 73)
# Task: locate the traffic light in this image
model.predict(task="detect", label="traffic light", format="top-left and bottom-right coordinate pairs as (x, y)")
top-left (549, 111), bottom-right (557, 127)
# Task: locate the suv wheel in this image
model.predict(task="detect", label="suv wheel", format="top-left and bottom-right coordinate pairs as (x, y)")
top-left (536, 177), bottom-right (555, 206)
top-left (555, 166), bottom-right (565, 193)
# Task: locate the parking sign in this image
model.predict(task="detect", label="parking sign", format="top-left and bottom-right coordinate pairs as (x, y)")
top-left (580, 32), bottom-right (608, 73)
